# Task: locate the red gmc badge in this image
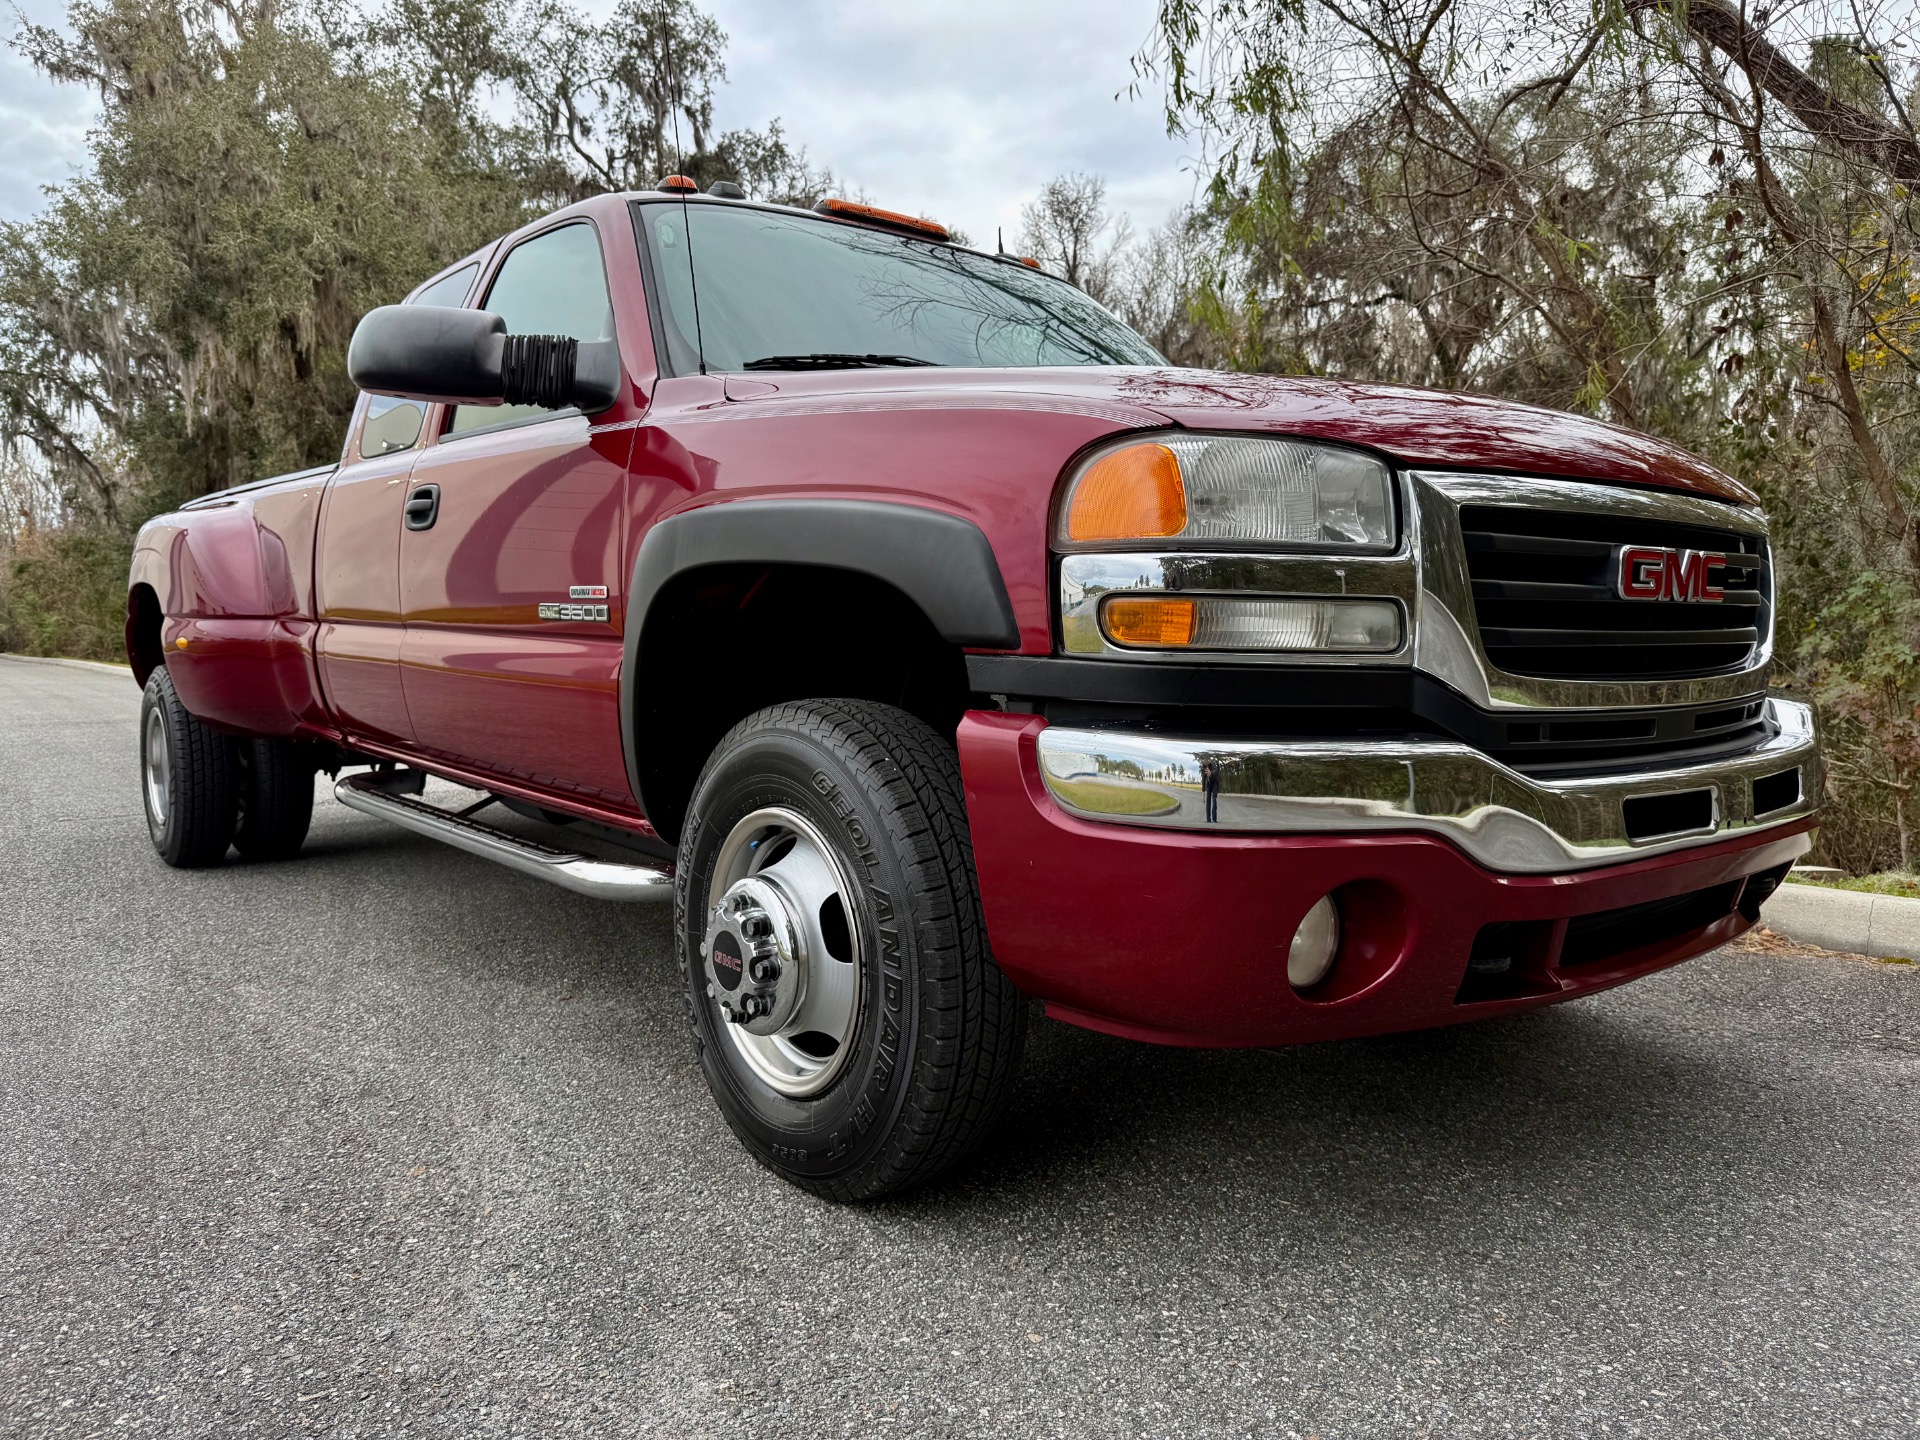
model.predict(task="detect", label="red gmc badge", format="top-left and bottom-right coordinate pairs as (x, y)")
top-left (1615, 546), bottom-right (1727, 602)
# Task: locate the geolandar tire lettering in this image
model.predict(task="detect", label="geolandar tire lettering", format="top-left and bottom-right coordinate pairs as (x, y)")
top-left (674, 699), bottom-right (1027, 1201)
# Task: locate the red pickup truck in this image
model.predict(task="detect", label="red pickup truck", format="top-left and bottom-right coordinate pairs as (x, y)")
top-left (126, 184), bottom-right (1822, 1199)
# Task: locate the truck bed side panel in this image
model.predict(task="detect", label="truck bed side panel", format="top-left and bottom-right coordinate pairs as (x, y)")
top-left (129, 468), bottom-right (334, 737)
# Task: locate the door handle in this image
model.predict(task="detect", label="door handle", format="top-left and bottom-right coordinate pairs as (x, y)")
top-left (403, 483), bottom-right (440, 531)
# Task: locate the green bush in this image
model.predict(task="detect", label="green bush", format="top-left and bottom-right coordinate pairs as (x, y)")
top-left (1784, 871), bottom-right (1920, 899)
top-left (0, 529), bottom-right (133, 663)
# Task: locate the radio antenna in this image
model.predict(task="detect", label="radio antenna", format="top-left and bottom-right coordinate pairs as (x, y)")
top-left (659, 0), bottom-right (707, 374)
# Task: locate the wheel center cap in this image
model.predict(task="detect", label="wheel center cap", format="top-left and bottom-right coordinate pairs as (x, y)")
top-left (702, 877), bottom-right (806, 1036)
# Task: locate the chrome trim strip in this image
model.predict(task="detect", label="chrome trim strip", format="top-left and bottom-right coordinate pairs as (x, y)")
top-left (335, 774), bottom-right (674, 901)
top-left (1035, 697), bottom-right (1819, 874)
top-left (1059, 550), bottom-right (1418, 665)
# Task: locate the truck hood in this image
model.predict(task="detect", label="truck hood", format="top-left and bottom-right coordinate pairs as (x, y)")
top-left (721, 366), bottom-right (1756, 506)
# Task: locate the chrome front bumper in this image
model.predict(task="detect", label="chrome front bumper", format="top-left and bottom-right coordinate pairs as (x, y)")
top-left (1036, 697), bottom-right (1820, 875)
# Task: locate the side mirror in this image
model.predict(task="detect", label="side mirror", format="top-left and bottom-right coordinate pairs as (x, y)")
top-left (346, 305), bottom-right (620, 414)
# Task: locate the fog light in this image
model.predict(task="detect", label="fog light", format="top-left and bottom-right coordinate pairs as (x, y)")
top-left (1287, 894), bottom-right (1341, 990)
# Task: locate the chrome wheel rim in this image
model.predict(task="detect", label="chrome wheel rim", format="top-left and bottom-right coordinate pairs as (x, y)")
top-left (142, 707), bottom-right (170, 832)
top-left (703, 806), bottom-right (863, 1098)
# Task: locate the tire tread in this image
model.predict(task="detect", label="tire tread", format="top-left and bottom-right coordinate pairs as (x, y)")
top-left (679, 699), bottom-right (1026, 1201)
top-left (143, 666), bottom-right (237, 869)
top-left (233, 738), bottom-right (315, 861)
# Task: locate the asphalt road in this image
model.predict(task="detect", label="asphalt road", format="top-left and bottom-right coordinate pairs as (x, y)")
top-left (2, 654), bottom-right (1917, 1439)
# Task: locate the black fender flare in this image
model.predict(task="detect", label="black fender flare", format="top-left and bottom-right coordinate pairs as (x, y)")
top-left (619, 498), bottom-right (1020, 824)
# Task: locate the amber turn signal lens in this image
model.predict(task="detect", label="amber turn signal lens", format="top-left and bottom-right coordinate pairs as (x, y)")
top-left (1066, 443), bottom-right (1188, 542)
top-left (1102, 596), bottom-right (1197, 648)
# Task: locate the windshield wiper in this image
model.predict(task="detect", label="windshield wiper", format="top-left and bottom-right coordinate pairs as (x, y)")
top-left (739, 353), bottom-right (941, 371)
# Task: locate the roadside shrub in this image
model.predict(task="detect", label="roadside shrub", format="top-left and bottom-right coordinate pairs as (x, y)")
top-left (0, 528), bottom-right (131, 663)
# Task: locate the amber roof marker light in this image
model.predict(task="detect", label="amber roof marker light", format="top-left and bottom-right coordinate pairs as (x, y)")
top-left (657, 174), bottom-right (699, 193)
top-left (812, 198), bottom-right (951, 243)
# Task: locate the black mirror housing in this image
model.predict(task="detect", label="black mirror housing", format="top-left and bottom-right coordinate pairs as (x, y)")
top-left (348, 307), bottom-right (621, 415)
top-left (348, 306), bottom-right (508, 406)
top-left (572, 340), bottom-right (621, 413)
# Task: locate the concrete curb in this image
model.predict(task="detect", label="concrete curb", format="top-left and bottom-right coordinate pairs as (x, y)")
top-left (0, 653), bottom-right (129, 674)
top-left (1763, 881), bottom-right (1920, 960)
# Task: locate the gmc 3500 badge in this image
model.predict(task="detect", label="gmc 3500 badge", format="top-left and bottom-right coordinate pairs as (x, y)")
top-left (538, 584), bottom-right (609, 622)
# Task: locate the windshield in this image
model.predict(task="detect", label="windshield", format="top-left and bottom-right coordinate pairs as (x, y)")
top-left (640, 202), bottom-right (1164, 373)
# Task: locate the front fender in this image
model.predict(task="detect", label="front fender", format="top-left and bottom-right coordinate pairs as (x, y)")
top-left (619, 498), bottom-right (1020, 822)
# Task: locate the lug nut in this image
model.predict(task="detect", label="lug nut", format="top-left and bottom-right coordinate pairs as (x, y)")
top-left (737, 992), bottom-right (770, 1022)
top-left (749, 955), bottom-right (781, 985)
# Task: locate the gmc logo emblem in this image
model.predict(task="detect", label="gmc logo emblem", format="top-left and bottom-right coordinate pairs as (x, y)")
top-left (1615, 546), bottom-right (1726, 603)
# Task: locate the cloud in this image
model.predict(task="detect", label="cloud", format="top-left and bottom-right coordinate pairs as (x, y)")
top-left (0, 0), bottom-right (1203, 247)
top-left (700, 0), bottom-right (1201, 247)
top-left (0, 0), bottom-right (98, 223)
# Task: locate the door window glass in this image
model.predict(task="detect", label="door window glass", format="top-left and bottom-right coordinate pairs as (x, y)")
top-left (450, 224), bottom-right (615, 435)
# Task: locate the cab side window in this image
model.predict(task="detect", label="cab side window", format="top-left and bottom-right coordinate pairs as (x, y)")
top-left (357, 263), bottom-right (478, 458)
top-left (449, 223), bottom-right (615, 436)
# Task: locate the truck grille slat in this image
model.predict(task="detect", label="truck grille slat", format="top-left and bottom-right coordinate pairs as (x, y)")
top-left (1478, 626), bottom-right (1761, 648)
top-left (1471, 579), bottom-right (1764, 608)
top-left (1459, 504), bottom-right (1768, 681)
top-left (1463, 532), bottom-right (1616, 559)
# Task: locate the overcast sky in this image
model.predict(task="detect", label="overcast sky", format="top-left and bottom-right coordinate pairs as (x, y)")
top-left (0, 0), bottom-right (1203, 253)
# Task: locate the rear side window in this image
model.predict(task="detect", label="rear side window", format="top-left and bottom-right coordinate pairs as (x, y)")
top-left (412, 265), bottom-right (478, 311)
top-left (361, 397), bottom-right (425, 457)
top-left (450, 224), bottom-right (614, 436)
top-left (357, 263), bottom-right (479, 458)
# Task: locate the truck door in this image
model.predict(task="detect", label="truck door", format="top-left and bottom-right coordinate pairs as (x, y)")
top-left (397, 220), bottom-right (637, 811)
top-left (314, 263), bottom-right (481, 746)
top-left (313, 425), bottom-right (415, 745)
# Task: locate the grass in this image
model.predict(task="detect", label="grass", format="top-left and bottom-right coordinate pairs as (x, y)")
top-left (1784, 871), bottom-right (1920, 899)
top-left (1047, 777), bottom-right (1182, 817)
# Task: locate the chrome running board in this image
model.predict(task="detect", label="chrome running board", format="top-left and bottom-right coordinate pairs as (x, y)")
top-left (334, 772), bottom-right (673, 902)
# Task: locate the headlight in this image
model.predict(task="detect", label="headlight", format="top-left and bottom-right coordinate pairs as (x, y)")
top-left (1057, 436), bottom-right (1395, 551)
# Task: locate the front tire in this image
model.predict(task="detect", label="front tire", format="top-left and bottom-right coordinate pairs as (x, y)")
top-left (676, 700), bottom-right (1026, 1201)
top-left (140, 666), bottom-right (238, 868)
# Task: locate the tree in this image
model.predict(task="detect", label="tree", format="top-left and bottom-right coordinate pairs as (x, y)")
top-left (1017, 173), bottom-right (1133, 303)
top-left (506, 0), bottom-right (833, 204)
top-left (1142, 0), bottom-right (1920, 869)
top-left (1108, 209), bottom-right (1225, 366)
top-left (0, 0), bottom-right (838, 660)
top-left (0, 0), bottom-right (835, 515)
top-left (1, 0), bottom-right (529, 516)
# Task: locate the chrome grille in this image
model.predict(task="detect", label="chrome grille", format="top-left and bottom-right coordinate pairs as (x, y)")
top-left (1458, 505), bottom-right (1768, 681)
